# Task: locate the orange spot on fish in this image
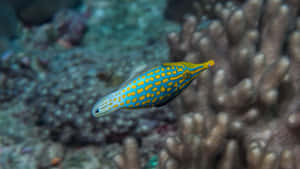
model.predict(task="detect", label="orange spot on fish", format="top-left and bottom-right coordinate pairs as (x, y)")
top-left (132, 98), bottom-right (137, 103)
top-left (137, 88), bottom-right (144, 94)
top-left (160, 86), bottom-right (166, 92)
top-left (153, 98), bottom-right (157, 103)
top-left (147, 72), bottom-right (154, 76)
top-left (145, 84), bottom-right (153, 91)
top-left (155, 81), bottom-right (161, 86)
top-left (137, 81), bottom-right (144, 86)
top-left (139, 95), bottom-right (145, 101)
top-left (127, 92), bottom-right (136, 97)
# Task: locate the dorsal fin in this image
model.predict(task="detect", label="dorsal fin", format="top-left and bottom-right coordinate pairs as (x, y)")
top-left (162, 62), bottom-right (185, 67)
top-left (119, 64), bottom-right (157, 89)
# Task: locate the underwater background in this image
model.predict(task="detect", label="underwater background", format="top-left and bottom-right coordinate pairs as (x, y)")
top-left (1, 0), bottom-right (300, 168)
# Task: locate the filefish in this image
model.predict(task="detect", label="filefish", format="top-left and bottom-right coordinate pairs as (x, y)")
top-left (92, 60), bottom-right (215, 117)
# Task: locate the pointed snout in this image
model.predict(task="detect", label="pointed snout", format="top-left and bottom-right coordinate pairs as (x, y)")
top-left (206, 60), bottom-right (215, 68)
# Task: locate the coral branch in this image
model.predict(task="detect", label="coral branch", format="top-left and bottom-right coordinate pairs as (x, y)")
top-left (114, 137), bottom-right (141, 169)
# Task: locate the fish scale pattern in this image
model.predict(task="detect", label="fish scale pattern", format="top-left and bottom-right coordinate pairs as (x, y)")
top-left (92, 60), bottom-right (215, 117)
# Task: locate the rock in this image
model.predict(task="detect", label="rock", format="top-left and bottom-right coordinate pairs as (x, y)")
top-left (0, 2), bottom-right (20, 39)
top-left (17, 0), bottom-right (81, 25)
top-left (61, 147), bottom-right (102, 169)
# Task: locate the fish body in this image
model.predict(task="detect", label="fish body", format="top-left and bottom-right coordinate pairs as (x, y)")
top-left (92, 60), bottom-right (215, 117)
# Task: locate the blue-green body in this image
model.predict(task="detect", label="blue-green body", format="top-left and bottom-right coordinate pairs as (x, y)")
top-left (92, 60), bottom-right (215, 117)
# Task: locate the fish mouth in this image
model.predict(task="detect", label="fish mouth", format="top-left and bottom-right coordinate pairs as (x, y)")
top-left (91, 107), bottom-right (112, 118)
top-left (207, 60), bottom-right (215, 67)
top-left (92, 112), bottom-right (109, 118)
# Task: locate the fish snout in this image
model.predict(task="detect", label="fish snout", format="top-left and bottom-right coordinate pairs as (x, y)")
top-left (92, 102), bottom-right (113, 118)
top-left (91, 106), bottom-right (101, 117)
top-left (207, 60), bottom-right (215, 68)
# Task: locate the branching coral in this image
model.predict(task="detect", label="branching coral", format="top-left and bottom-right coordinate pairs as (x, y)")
top-left (246, 141), bottom-right (297, 169)
top-left (115, 112), bottom-right (239, 169)
top-left (168, 0), bottom-right (300, 125)
top-left (159, 112), bottom-right (236, 169)
top-left (164, 0), bottom-right (244, 22)
top-left (115, 113), bottom-right (299, 169)
top-left (114, 138), bottom-right (141, 169)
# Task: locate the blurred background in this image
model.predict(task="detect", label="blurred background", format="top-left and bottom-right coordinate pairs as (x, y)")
top-left (1, 0), bottom-right (300, 169)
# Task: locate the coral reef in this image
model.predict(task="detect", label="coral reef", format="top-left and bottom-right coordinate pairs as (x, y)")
top-left (0, 51), bottom-right (37, 103)
top-left (21, 8), bottom-right (88, 49)
top-left (164, 0), bottom-right (244, 22)
top-left (116, 113), bottom-right (299, 169)
top-left (0, 138), bottom-right (119, 169)
top-left (2, 0), bottom-right (300, 168)
top-left (54, 9), bottom-right (88, 47)
top-left (8, 0), bottom-right (179, 145)
top-left (23, 50), bottom-right (176, 145)
top-left (115, 0), bottom-right (300, 168)
top-left (158, 112), bottom-right (235, 169)
top-left (115, 113), bottom-right (239, 169)
top-left (167, 0), bottom-right (300, 130)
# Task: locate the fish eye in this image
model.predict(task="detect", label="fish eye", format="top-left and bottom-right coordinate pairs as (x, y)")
top-left (183, 72), bottom-right (191, 79)
top-left (91, 107), bottom-right (101, 117)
